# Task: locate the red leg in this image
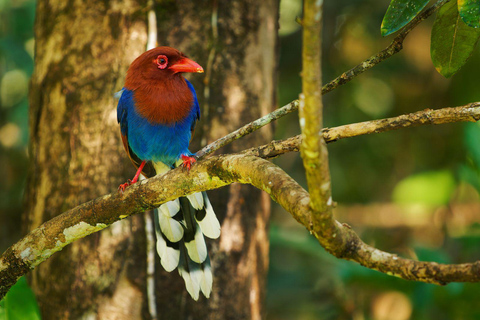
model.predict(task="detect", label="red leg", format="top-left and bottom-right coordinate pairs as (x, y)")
top-left (118, 160), bottom-right (146, 192)
top-left (130, 161), bottom-right (146, 184)
top-left (180, 154), bottom-right (197, 170)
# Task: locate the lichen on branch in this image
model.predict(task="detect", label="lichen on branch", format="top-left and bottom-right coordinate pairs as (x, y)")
top-left (243, 102), bottom-right (480, 159)
top-left (3, 153), bottom-right (480, 299)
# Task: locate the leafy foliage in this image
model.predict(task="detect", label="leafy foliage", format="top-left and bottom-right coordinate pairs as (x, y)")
top-left (0, 277), bottom-right (41, 320)
top-left (381, 0), bottom-right (429, 36)
top-left (381, 0), bottom-right (480, 77)
top-left (458, 0), bottom-right (480, 28)
top-left (431, 0), bottom-right (480, 77)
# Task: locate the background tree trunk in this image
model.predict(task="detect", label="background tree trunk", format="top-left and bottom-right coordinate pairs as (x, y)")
top-left (26, 0), bottom-right (278, 319)
top-left (26, 0), bottom-right (150, 319)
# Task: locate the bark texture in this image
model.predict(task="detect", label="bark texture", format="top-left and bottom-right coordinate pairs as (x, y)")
top-left (26, 0), bottom-right (150, 319)
top-left (152, 1), bottom-right (278, 319)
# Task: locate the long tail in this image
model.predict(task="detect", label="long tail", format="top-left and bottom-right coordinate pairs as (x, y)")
top-left (154, 191), bottom-right (221, 300)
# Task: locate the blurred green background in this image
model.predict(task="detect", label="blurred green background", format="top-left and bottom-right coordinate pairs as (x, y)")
top-left (0, 0), bottom-right (34, 253)
top-left (2, 0), bottom-right (480, 319)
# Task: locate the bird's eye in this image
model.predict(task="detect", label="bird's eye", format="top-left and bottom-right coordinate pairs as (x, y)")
top-left (156, 55), bottom-right (168, 69)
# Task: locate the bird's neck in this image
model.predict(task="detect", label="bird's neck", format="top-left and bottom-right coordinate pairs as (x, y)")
top-left (127, 76), bottom-right (194, 124)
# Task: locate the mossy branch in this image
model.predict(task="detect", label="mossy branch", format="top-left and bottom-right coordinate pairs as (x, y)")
top-left (3, 152), bottom-right (480, 299)
top-left (2, 101), bottom-right (478, 299)
top-left (299, 0), bottom-right (342, 252)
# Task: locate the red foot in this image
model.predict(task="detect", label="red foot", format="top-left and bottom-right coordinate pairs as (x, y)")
top-left (118, 160), bottom-right (147, 192)
top-left (181, 155), bottom-right (197, 170)
top-left (118, 179), bottom-right (134, 192)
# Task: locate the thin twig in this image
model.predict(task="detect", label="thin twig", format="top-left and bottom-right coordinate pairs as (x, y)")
top-left (322, 0), bottom-right (448, 94)
top-left (196, 100), bottom-right (299, 158)
top-left (243, 102), bottom-right (480, 159)
top-left (196, 0), bottom-right (447, 159)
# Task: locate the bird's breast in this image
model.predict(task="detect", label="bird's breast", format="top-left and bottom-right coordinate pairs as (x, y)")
top-left (131, 81), bottom-right (194, 124)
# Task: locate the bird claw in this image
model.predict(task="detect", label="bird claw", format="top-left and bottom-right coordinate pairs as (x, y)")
top-left (118, 179), bottom-right (133, 192)
top-left (181, 155), bottom-right (197, 170)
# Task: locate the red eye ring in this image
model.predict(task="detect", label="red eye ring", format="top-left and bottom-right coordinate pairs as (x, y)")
top-left (156, 55), bottom-right (168, 69)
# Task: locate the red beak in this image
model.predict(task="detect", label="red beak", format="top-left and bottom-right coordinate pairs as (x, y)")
top-left (169, 58), bottom-right (204, 74)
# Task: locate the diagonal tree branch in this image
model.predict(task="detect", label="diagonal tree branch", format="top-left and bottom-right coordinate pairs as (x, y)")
top-left (2, 152), bottom-right (480, 299)
top-left (2, 100), bottom-right (478, 299)
top-left (243, 102), bottom-right (480, 159)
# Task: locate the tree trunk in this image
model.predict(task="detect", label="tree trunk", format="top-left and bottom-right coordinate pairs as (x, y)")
top-left (152, 1), bottom-right (278, 318)
top-left (26, 0), bottom-right (278, 319)
top-left (26, 0), bottom-right (150, 319)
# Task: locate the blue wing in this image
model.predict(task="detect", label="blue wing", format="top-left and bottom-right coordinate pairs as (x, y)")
top-left (117, 89), bottom-right (156, 177)
top-left (185, 79), bottom-right (200, 137)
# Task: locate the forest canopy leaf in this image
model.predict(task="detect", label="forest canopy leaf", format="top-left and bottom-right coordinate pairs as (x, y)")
top-left (458, 0), bottom-right (480, 28)
top-left (0, 277), bottom-right (41, 320)
top-left (431, 0), bottom-right (480, 78)
top-left (381, 0), bottom-right (429, 36)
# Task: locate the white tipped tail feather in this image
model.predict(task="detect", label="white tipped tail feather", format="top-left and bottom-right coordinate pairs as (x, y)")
top-left (152, 160), bottom-right (220, 300)
top-left (154, 192), bottom-right (220, 300)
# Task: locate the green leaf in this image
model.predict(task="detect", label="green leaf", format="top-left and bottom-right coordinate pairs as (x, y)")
top-left (381, 0), bottom-right (429, 36)
top-left (392, 170), bottom-right (456, 206)
top-left (464, 122), bottom-right (480, 168)
top-left (0, 300), bottom-right (5, 320)
top-left (458, 0), bottom-right (480, 28)
top-left (0, 277), bottom-right (41, 320)
top-left (458, 164), bottom-right (480, 193)
top-left (431, 0), bottom-right (480, 77)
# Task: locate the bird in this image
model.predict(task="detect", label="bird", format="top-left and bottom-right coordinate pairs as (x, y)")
top-left (116, 46), bottom-right (221, 300)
